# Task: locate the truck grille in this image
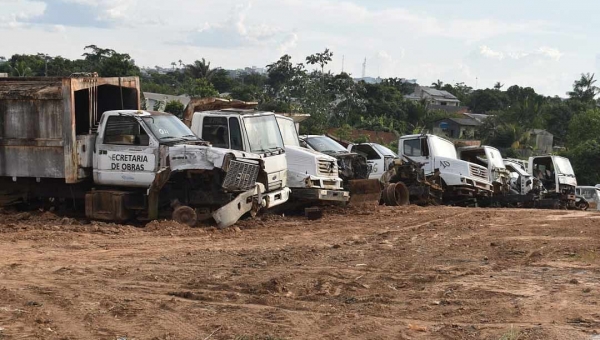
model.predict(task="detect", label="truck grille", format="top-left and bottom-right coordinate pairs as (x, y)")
top-left (317, 159), bottom-right (337, 176)
top-left (222, 160), bottom-right (260, 191)
top-left (469, 164), bottom-right (488, 180)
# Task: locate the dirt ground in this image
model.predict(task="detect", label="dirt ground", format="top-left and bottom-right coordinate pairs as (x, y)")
top-left (1, 205), bottom-right (600, 340)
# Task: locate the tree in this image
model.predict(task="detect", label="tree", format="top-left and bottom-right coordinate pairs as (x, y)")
top-left (494, 82), bottom-right (504, 90)
top-left (562, 139), bottom-right (600, 185)
top-left (306, 48), bottom-right (333, 74)
top-left (568, 73), bottom-right (599, 103)
top-left (9, 60), bottom-right (33, 77)
top-left (466, 89), bottom-right (507, 113)
top-left (431, 79), bottom-right (443, 89)
top-left (182, 78), bottom-right (219, 98)
top-left (164, 100), bottom-right (185, 118)
top-left (186, 58), bottom-right (215, 79)
top-left (82, 45), bottom-right (139, 76)
top-left (210, 68), bottom-right (234, 93)
top-left (567, 108), bottom-right (600, 148)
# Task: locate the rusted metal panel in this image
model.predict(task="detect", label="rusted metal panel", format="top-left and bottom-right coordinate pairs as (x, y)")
top-left (0, 100), bottom-right (63, 139)
top-left (0, 145), bottom-right (65, 178)
top-left (0, 76), bottom-right (141, 183)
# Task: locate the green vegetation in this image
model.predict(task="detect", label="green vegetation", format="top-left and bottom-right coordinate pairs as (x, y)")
top-left (3, 46), bottom-right (600, 184)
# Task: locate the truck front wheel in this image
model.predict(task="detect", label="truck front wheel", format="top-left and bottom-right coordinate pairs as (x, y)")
top-left (172, 205), bottom-right (197, 227)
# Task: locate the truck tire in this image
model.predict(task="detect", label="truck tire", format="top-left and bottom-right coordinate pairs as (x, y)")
top-left (382, 182), bottom-right (410, 206)
top-left (172, 206), bottom-right (198, 227)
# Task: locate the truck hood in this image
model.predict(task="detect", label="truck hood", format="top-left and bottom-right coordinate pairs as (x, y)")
top-left (558, 175), bottom-right (577, 187)
top-left (285, 145), bottom-right (336, 175)
top-left (434, 156), bottom-right (489, 182)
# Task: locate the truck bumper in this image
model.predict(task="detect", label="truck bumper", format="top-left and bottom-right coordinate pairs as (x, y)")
top-left (291, 188), bottom-right (350, 202)
top-left (212, 185), bottom-right (291, 229)
top-left (262, 187), bottom-right (291, 209)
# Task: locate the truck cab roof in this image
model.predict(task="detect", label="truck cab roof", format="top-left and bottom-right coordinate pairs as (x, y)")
top-left (194, 109), bottom-right (274, 117)
top-left (103, 109), bottom-right (172, 117)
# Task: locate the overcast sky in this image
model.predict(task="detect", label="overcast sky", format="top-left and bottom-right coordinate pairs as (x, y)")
top-left (1, 0), bottom-right (598, 96)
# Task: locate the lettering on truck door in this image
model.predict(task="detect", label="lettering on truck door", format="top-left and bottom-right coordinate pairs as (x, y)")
top-left (95, 116), bottom-right (158, 187)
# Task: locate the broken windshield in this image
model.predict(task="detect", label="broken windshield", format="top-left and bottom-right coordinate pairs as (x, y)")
top-left (554, 157), bottom-right (575, 176)
top-left (306, 136), bottom-right (347, 153)
top-left (141, 115), bottom-right (198, 142)
top-left (243, 115), bottom-right (285, 153)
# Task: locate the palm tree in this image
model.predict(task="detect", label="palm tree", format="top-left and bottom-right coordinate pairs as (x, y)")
top-left (9, 61), bottom-right (32, 77)
top-left (186, 58), bottom-right (216, 79)
top-left (431, 79), bottom-right (443, 89)
top-left (494, 81), bottom-right (504, 90)
top-left (568, 73), bottom-right (599, 103)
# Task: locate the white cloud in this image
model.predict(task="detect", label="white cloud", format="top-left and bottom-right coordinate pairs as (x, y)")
top-left (537, 47), bottom-right (563, 61)
top-left (479, 45), bottom-right (505, 60)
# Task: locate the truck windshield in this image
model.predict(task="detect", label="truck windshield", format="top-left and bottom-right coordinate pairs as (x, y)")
top-left (373, 144), bottom-right (397, 157)
top-left (276, 117), bottom-right (300, 147)
top-left (243, 115), bottom-right (285, 153)
top-left (306, 136), bottom-right (347, 153)
top-left (142, 115), bottom-right (198, 141)
top-left (431, 136), bottom-right (457, 159)
top-left (554, 157), bottom-right (575, 175)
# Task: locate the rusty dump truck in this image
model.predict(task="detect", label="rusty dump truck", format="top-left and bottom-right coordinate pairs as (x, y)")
top-left (0, 76), bottom-right (286, 227)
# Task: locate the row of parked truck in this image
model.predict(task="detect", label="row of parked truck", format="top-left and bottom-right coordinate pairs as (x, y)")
top-left (0, 76), bottom-right (585, 229)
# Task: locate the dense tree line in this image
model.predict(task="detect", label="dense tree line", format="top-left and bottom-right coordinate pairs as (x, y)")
top-left (2, 46), bottom-right (600, 184)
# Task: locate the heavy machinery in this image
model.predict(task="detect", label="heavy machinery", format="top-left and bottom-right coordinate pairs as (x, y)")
top-left (398, 134), bottom-right (493, 205)
top-left (347, 143), bottom-right (398, 180)
top-left (0, 76), bottom-right (274, 228)
top-left (299, 135), bottom-right (382, 203)
top-left (275, 115), bottom-right (349, 204)
top-left (379, 156), bottom-right (443, 206)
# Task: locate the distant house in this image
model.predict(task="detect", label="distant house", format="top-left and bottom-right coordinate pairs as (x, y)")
top-left (462, 112), bottom-right (492, 123)
top-left (433, 117), bottom-right (482, 139)
top-left (143, 92), bottom-right (190, 111)
top-left (405, 86), bottom-right (460, 107)
top-left (528, 129), bottom-right (554, 154)
top-left (0, 73), bottom-right (7, 78)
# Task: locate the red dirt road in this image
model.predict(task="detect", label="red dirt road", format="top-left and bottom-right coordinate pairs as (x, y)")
top-left (0, 206), bottom-right (600, 339)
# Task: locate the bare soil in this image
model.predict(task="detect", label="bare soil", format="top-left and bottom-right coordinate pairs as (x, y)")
top-left (1, 205), bottom-right (600, 340)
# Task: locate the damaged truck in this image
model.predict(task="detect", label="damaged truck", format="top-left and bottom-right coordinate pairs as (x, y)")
top-left (397, 134), bottom-right (493, 205)
top-left (0, 76), bottom-right (279, 228)
top-left (275, 115), bottom-right (349, 204)
top-left (298, 135), bottom-right (382, 203)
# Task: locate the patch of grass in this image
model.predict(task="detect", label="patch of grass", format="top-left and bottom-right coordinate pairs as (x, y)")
top-left (499, 325), bottom-right (521, 340)
top-left (566, 250), bottom-right (599, 264)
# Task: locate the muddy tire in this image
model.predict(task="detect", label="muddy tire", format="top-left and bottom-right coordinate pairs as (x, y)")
top-left (172, 206), bottom-right (197, 227)
top-left (382, 182), bottom-right (410, 206)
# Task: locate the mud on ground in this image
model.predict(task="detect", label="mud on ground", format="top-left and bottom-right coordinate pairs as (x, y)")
top-left (0, 205), bottom-right (600, 340)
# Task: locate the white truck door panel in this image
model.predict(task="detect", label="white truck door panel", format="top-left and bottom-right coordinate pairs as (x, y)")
top-left (94, 115), bottom-right (158, 188)
top-left (402, 137), bottom-right (433, 174)
top-left (350, 144), bottom-right (384, 179)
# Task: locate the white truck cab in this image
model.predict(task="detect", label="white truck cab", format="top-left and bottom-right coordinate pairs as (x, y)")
top-left (457, 145), bottom-right (511, 194)
top-left (398, 134), bottom-right (493, 197)
top-left (528, 155), bottom-right (577, 196)
top-left (504, 159), bottom-right (534, 195)
top-left (190, 109), bottom-right (291, 211)
top-left (347, 143), bottom-right (398, 180)
top-left (275, 116), bottom-right (349, 202)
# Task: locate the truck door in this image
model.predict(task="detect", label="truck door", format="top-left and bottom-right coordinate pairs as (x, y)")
top-left (402, 137), bottom-right (433, 174)
top-left (94, 115), bottom-right (158, 187)
top-left (350, 144), bottom-right (384, 179)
